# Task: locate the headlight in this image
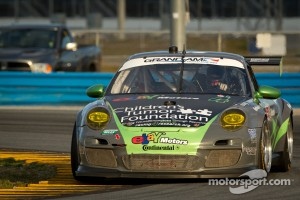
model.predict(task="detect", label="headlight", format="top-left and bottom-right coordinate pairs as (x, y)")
top-left (220, 109), bottom-right (245, 131)
top-left (86, 107), bottom-right (110, 130)
top-left (31, 63), bottom-right (52, 73)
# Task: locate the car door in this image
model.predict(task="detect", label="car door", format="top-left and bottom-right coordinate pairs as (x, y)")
top-left (58, 28), bottom-right (81, 71)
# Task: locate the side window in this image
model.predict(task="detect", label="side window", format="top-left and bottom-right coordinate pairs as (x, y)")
top-left (60, 30), bottom-right (73, 49)
top-left (247, 65), bottom-right (259, 91)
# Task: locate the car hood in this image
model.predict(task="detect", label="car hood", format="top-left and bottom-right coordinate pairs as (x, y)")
top-left (0, 48), bottom-right (54, 60)
top-left (105, 94), bottom-right (251, 127)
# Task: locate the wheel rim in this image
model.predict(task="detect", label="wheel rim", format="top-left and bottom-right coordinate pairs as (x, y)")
top-left (262, 121), bottom-right (272, 172)
top-left (287, 120), bottom-right (293, 162)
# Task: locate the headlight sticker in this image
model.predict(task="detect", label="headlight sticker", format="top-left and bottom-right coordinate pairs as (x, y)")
top-left (220, 109), bottom-right (246, 131)
top-left (86, 107), bottom-right (110, 130)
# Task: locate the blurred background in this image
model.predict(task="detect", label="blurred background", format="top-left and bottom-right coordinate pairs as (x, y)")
top-left (0, 0), bottom-right (299, 72)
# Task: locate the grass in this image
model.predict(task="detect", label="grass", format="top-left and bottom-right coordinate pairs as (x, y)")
top-left (0, 158), bottom-right (56, 189)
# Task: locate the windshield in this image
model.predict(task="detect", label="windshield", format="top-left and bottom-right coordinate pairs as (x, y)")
top-left (107, 63), bottom-right (251, 96)
top-left (0, 28), bottom-right (56, 49)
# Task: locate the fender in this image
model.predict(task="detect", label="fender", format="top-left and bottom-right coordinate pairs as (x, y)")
top-left (273, 99), bottom-right (293, 152)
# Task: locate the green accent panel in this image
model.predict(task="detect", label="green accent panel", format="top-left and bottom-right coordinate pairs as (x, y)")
top-left (273, 118), bottom-right (289, 149)
top-left (110, 103), bottom-right (218, 155)
top-left (271, 119), bottom-right (278, 147)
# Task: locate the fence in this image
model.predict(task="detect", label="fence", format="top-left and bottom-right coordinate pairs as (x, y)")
top-left (71, 30), bottom-right (300, 73)
top-left (0, 72), bottom-right (299, 107)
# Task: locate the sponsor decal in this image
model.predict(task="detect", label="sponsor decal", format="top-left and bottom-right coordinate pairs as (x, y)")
top-left (115, 134), bottom-right (121, 140)
top-left (143, 57), bottom-right (220, 64)
top-left (132, 132), bottom-right (165, 144)
top-left (160, 137), bottom-right (188, 145)
top-left (243, 146), bottom-right (256, 155)
top-left (121, 57), bottom-right (244, 71)
top-left (157, 96), bottom-right (200, 100)
top-left (249, 58), bottom-right (270, 62)
top-left (253, 105), bottom-right (260, 111)
top-left (208, 95), bottom-right (231, 103)
top-left (115, 105), bottom-right (212, 127)
top-left (142, 145), bottom-right (178, 151)
top-left (102, 129), bottom-right (118, 135)
top-left (265, 106), bottom-right (271, 120)
top-left (112, 95), bottom-right (159, 102)
top-left (131, 132), bottom-right (188, 145)
top-left (240, 102), bottom-right (248, 107)
top-left (180, 108), bottom-right (212, 116)
top-left (151, 119), bottom-right (190, 127)
top-left (248, 128), bottom-right (257, 143)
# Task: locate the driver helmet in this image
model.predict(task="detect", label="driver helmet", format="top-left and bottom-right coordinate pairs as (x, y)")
top-left (206, 66), bottom-right (224, 86)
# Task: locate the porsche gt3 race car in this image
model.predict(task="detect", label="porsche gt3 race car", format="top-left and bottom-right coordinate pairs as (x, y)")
top-left (71, 46), bottom-right (293, 180)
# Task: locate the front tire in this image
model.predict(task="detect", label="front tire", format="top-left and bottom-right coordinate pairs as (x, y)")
top-left (259, 119), bottom-right (272, 173)
top-left (71, 122), bottom-right (85, 182)
top-left (278, 119), bottom-right (293, 172)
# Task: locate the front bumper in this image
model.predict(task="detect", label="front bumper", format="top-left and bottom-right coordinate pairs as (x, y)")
top-left (75, 146), bottom-right (259, 179)
top-left (75, 165), bottom-right (257, 179)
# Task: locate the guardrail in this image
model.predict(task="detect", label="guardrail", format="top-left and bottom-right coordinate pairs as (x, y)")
top-left (0, 72), bottom-right (299, 107)
top-left (0, 72), bottom-right (114, 105)
top-left (255, 73), bottom-right (300, 108)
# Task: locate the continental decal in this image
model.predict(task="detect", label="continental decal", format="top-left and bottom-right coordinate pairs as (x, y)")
top-left (142, 145), bottom-right (178, 151)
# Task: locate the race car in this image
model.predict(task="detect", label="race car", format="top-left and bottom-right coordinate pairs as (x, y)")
top-left (71, 46), bottom-right (293, 180)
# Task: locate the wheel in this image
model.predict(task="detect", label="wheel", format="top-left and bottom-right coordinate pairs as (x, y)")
top-left (259, 119), bottom-right (272, 173)
top-left (278, 119), bottom-right (293, 172)
top-left (71, 122), bottom-right (103, 183)
top-left (71, 122), bottom-right (85, 182)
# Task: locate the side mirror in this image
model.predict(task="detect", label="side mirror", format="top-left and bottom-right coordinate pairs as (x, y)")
top-left (86, 84), bottom-right (105, 98)
top-left (256, 85), bottom-right (281, 99)
top-left (65, 42), bottom-right (77, 51)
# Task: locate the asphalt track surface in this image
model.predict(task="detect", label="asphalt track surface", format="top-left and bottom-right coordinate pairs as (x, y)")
top-left (0, 106), bottom-right (299, 200)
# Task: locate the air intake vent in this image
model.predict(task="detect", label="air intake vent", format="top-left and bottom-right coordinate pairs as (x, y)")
top-left (97, 139), bottom-right (108, 145)
top-left (169, 46), bottom-right (178, 53)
